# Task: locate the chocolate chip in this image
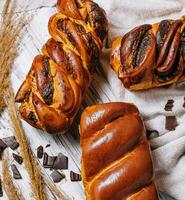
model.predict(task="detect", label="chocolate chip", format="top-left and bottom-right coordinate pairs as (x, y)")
top-left (70, 171), bottom-right (81, 182)
top-left (37, 145), bottom-right (44, 159)
top-left (165, 116), bottom-right (177, 131)
top-left (50, 170), bottom-right (65, 183)
top-left (2, 136), bottom-right (19, 150)
top-left (11, 164), bottom-right (22, 179)
top-left (43, 153), bottom-right (57, 168)
top-left (0, 139), bottom-right (7, 154)
top-left (0, 178), bottom-right (3, 197)
top-left (12, 153), bottom-right (23, 165)
top-left (183, 102), bottom-right (185, 108)
top-left (45, 144), bottom-right (51, 148)
top-left (53, 153), bottom-right (68, 170)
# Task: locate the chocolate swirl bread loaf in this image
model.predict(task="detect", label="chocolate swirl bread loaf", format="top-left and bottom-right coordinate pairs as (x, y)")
top-left (80, 102), bottom-right (159, 200)
top-left (111, 16), bottom-right (185, 90)
top-left (15, 0), bottom-right (108, 133)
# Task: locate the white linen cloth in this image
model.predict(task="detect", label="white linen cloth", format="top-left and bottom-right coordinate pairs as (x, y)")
top-left (94, 0), bottom-right (185, 199)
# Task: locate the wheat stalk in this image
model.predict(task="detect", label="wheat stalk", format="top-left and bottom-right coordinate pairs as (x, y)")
top-left (2, 154), bottom-right (24, 200)
top-left (0, 0), bottom-right (47, 199)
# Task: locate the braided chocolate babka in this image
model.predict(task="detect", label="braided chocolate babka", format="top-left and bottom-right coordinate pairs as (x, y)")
top-left (15, 0), bottom-right (108, 133)
top-left (111, 16), bottom-right (185, 90)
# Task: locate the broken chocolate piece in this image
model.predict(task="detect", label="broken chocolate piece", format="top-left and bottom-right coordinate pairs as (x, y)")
top-left (164, 99), bottom-right (174, 111)
top-left (50, 170), bottom-right (65, 183)
top-left (37, 145), bottom-right (44, 159)
top-left (0, 178), bottom-right (3, 197)
top-left (53, 153), bottom-right (68, 170)
top-left (165, 116), bottom-right (177, 131)
top-left (12, 153), bottom-right (23, 165)
top-left (43, 153), bottom-right (57, 168)
top-left (0, 139), bottom-right (7, 154)
top-left (11, 164), bottom-right (22, 179)
top-left (70, 171), bottom-right (81, 182)
top-left (2, 136), bottom-right (19, 150)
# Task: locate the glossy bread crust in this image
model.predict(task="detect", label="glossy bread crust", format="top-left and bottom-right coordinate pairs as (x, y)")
top-left (111, 17), bottom-right (185, 90)
top-left (15, 0), bottom-right (108, 133)
top-left (80, 102), bottom-right (159, 200)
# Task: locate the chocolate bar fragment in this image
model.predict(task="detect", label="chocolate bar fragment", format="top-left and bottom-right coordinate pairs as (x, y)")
top-left (70, 171), bottom-right (81, 182)
top-left (53, 153), bottom-right (68, 170)
top-left (37, 145), bottom-right (44, 159)
top-left (43, 153), bottom-right (57, 168)
top-left (0, 139), bottom-right (7, 154)
top-left (164, 99), bottom-right (174, 111)
top-left (165, 116), bottom-right (177, 131)
top-left (50, 170), bottom-right (65, 183)
top-left (12, 153), bottom-right (23, 165)
top-left (3, 136), bottom-right (19, 150)
top-left (11, 164), bottom-right (22, 179)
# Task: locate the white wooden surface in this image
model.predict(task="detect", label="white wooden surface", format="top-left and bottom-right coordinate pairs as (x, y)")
top-left (0, 0), bottom-right (174, 199)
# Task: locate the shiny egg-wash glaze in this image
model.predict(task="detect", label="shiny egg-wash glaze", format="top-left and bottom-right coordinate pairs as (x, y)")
top-left (80, 103), bottom-right (159, 200)
top-left (15, 0), bottom-right (108, 133)
top-left (111, 16), bottom-right (185, 91)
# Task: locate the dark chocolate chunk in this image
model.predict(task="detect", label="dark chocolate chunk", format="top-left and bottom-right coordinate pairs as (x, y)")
top-left (165, 116), bottom-right (177, 131)
top-left (45, 144), bottom-right (51, 148)
top-left (183, 102), bottom-right (185, 108)
top-left (164, 99), bottom-right (174, 111)
top-left (70, 171), bottom-right (81, 182)
top-left (0, 178), bottom-right (3, 197)
top-left (43, 153), bottom-right (56, 168)
top-left (37, 145), bottom-right (44, 159)
top-left (53, 153), bottom-right (68, 170)
top-left (12, 153), bottom-right (23, 165)
top-left (11, 164), bottom-right (22, 179)
top-left (50, 170), bottom-right (65, 183)
top-left (0, 139), bottom-right (7, 154)
top-left (2, 136), bottom-right (19, 150)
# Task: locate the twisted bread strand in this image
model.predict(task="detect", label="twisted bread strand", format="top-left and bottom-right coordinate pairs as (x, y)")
top-left (80, 103), bottom-right (159, 200)
top-left (15, 0), bottom-right (108, 133)
top-left (111, 16), bottom-right (185, 90)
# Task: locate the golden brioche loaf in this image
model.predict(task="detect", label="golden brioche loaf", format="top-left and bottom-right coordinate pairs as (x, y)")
top-left (80, 102), bottom-right (159, 200)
